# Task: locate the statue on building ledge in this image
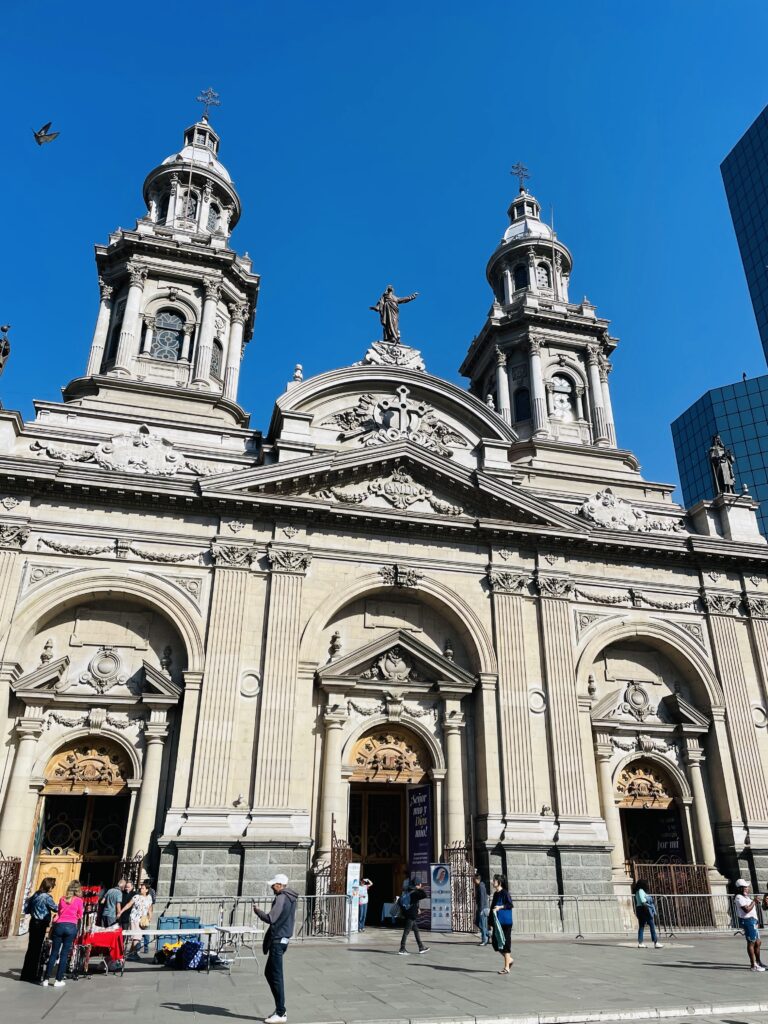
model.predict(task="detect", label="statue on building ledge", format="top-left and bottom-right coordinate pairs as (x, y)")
top-left (362, 286), bottom-right (425, 371)
top-left (709, 433), bottom-right (736, 495)
top-left (370, 285), bottom-right (418, 343)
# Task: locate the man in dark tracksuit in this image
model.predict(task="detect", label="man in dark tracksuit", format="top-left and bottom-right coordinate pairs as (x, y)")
top-left (253, 873), bottom-right (298, 1023)
top-left (398, 879), bottom-right (430, 955)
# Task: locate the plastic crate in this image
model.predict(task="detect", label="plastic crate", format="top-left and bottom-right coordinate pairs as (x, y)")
top-left (156, 916), bottom-right (181, 951)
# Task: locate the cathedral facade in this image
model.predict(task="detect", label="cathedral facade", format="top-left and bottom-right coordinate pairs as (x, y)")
top-left (1, 115), bottom-right (768, 925)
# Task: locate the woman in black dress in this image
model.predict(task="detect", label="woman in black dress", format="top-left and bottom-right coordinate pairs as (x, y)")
top-left (20, 877), bottom-right (57, 983)
top-left (490, 874), bottom-right (514, 974)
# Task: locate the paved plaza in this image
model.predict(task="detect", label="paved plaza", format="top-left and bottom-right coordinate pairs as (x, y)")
top-left (2, 932), bottom-right (768, 1024)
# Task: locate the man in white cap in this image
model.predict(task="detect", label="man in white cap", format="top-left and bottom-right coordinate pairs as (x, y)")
top-left (252, 873), bottom-right (299, 1022)
top-left (734, 878), bottom-right (765, 971)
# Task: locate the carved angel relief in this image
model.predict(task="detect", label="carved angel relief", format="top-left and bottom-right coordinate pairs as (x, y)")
top-left (316, 467), bottom-right (463, 517)
top-left (580, 488), bottom-right (686, 535)
top-left (321, 386), bottom-right (467, 457)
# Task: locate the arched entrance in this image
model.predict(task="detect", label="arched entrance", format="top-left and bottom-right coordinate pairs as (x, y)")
top-left (347, 726), bottom-right (433, 925)
top-left (32, 738), bottom-right (133, 894)
top-left (616, 759), bottom-right (687, 866)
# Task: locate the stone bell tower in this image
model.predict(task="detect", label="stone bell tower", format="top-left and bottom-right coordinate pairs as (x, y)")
top-left (460, 168), bottom-right (624, 488)
top-left (66, 94), bottom-right (259, 428)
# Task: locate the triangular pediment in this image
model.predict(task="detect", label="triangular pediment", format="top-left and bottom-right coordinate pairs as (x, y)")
top-left (201, 442), bottom-right (589, 533)
top-left (142, 661), bottom-right (182, 701)
top-left (317, 629), bottom-right (475, 692)
top-left (12, 656), bottom-right (71, 698)
top-left (592, 682), bottom-right (709, 730)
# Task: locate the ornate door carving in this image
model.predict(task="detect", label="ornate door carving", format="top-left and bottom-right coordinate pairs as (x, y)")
top-left (615, 761), bottom-right (674, 809)
top-left (350, 728), bottom-right (430, 784)
top-left (43, 739), bottom-right (131, 796)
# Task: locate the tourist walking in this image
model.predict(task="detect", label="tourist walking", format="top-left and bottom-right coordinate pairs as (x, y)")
top-left (474, 871), bottom-right (490, 946)
top-left (734, 878), bottom-right (765, 971)
top-left (397, 878), bottom-right (430, 955)
top-left (99, 879), bottom-right (125, 927)
top-left (252, 873), bottom-right (299, 1023)
top-left (632, 879), bottom-right (663, 949)
top-left (43, 880), bottom-right (84, 987)
top-left (490, 874), bottom-right (514, 974)
top-left (358, 877), bottom-right (373, 931)
top-left (126, 882), bottom-right (154, 960)
top-left (20, 877), bottom-right (57, 983)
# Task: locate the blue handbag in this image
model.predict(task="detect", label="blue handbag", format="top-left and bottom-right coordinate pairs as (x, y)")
top-left (496, 907), bottom-right (513, 926)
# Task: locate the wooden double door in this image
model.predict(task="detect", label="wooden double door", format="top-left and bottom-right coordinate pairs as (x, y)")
top-left (348, 785), bottom-right (407, 925)
top-left (33, 793), bottom-right (130, 894)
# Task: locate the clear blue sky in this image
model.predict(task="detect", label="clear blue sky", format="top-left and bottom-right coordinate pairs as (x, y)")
top-left (4, 1), bottom-right (768, 495)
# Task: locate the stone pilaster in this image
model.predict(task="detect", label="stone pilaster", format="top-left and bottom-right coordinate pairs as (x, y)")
top-left (442, 699), bottom-right (466, 846)
top-left (223, 302), bottom-right (248, 402)
top-left (112, 261), bottom-right (147, 373)
top-left (682, 739), bottom-right (718, 870)
top-left (317, 700), bottom-right (348, 860)
top-left (0, 537), bottom-right (28, 801)
top-left (192, 277), bottom-right (222, 386)
top-left (703, 591), bottom-right (768, 823)
top-left (494, 348), bottom-right (511, 423)
top-left (598, 354), bottom-right (617, 447)
top-left (130, 722), bottom-right (168, 860)
top-left (170, 671), bottom-right (203, 809)
top-left (0, 714), bottom-right (44, 857)
top-left (586, 346), bottom-right (609, 446)
top-left (189, 542), bottom-right (255, 807)
top-left (537, 573), bottom-right (589, 817)
top-left (528, 336), bottom-right (548, 437)
top-left (486, 568), bottom-right (537, 817)
top-left (253, 546), bottom-right (312, 808)
top-left (86, 278), bottom-right (113, 375)
top-left (594, 738), bottom-right (625, 872)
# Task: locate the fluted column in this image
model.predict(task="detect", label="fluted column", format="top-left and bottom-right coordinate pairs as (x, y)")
top-left (112, 262), bottom-right (147, 373)
top-left (704, 591), bottom-right (768, 823)
top-left (586, 346), bottom-right (609, 446)
top-left (487, 568), bottom-right (537, 816)
top-left (141, 315), bottom-right (156, 355)
top-left (528, 336), bottom-right (548, 438)
top-left (537, 574), bottom-right (589, 816)
top-left (0, 717), bottom-right (43, 857)
top-left (223, 303), bottom-right (248, 402)
top-left (86, 278), bottom-right (114, 375)
top-left (253, 546), bottom-right (312, 807)
top-left (443, 699), bottom-right (466, 846)
top-left (683, 740), bottom-right (717, 868)
top-left (594, 741), bottom-right (625, 871)
top-left (189, 542), bottom-right (254, 806)
top-left (494, 348), bottom-right (512, 423)
top-left (166, 173), bottom-right (179, 224)
top-left (317, 702), bottom-right (348, 860)
top-left (192, 277), bottom-right (222, 386)
top-left (170, 672), bottom-right (203, 808)
top-left (180, 323), bottom-right (194, 363)
top-left (502, 265), bottom-right (513, 305)
top-left (598, 355), bottom-right (617, 446)
top-left (130, 725), bottom-right (168, 859)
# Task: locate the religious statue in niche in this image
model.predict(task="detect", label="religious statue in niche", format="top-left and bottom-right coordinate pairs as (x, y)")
top-left (709, 434), bottom-right (736, 496)
top-left (370, 285), bottom-right (418, 343)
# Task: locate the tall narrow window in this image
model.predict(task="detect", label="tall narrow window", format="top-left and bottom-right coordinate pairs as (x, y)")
top-left (105, 299), bottom-right (126, 364)
top-left (211, 339), bottom-right (224, 380)
top-left (514, 387), bottom-right (532, 422)
top-left (536, 262), bottom-right (552, 289)
top-left (207, 203), bottom-right (221, 233)
top-left (156, 193), bottom-right (169, 225)
top-left (179, 190), bottom-right (198, 221)
top-left (550, 374), bottom-right (575, 423)
top-left (513, 264), bottom-right (529, 290)
top-left (151, 309), bottom-right (185, 362)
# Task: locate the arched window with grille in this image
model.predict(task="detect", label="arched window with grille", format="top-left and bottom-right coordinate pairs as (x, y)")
top-left (536, 262), bottom-right (552, 289)
top-left (514, 387), bottom-right (531, 422)
top-left (156, 193), bottom-right (170, 225)
top-left (513, 264), bottom-right (529, 291)
top-left (207, 203), bottom-right (221, 233)
top-left (179, 190), bottom-right (199, 221)
top-left (211, 339), bottom-right (224, 380)
top-left (151, 309), bottom-right (185, 362)
top-left (550, 374), bottom-right (575, 423)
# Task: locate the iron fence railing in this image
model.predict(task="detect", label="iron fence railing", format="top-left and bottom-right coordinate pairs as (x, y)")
top-left (154, 894), bottom-right (353, 940)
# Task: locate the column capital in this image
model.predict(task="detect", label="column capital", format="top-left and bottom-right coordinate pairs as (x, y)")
top-left (486, 567), bottom-right (531, 594)
top-left (98, 277), bottom-right (114, 302)
top-left (700, 589), bottom-right (741, 616)
top-left (211, 541), bottom-right (256, 568)
top-left (528, 335), bottom-right (543, 356)
top-left (143, 314), bottom-right (156, 328)
top-left (144, 725), bottom-right (169, 744)
top-left (267, 544), bottom-right (312, 575)
top-left (323, 708), bottom-right (348, 730)
top-left (229, 301), bottom-right (250, 324)
top-left (127, 261), bottom-right (148, 289)
top-left (586, 345), bottom-right (600, 367)
top-left (535, 572), bottom-right (573, 600)
top-left (594, 742), bottom-right (614, 763)
top-left (442, 709), bottom-right (465, 733)
top-left (0, 523), bottom-right (29, 550)
top-left (16, 716), bottom-right (44, 739)
top-left (494, 345), bottom-right (507, 367)
top-left (203, 277), bottom-right (222, 302)
top-left (744, 595), bottom-right (768, 618)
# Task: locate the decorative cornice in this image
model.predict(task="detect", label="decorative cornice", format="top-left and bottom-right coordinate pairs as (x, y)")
top-left (267, 546), bottom-right (312, 574)
top-left (486, 568), bottom-right (531, 594)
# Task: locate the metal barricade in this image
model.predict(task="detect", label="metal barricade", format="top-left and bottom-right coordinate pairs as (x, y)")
top-left (155, 894), bottom-right (353, 941)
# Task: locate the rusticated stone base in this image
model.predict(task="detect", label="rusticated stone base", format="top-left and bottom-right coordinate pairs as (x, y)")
top-left (156, 840), bottom-right (311, 899)
top-left (557, 847), bottom-right (614, 896)
top-left (476, 843), bottom-right (613, 896)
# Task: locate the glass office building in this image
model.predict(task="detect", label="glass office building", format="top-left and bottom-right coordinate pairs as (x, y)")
top-left (721, 103), bottom-right (768, 362)
top-left (672, 374), bottom-right (768, 537)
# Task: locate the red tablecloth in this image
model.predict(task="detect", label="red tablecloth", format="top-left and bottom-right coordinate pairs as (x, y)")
top-left (78, 930), bottom-right (125, 959)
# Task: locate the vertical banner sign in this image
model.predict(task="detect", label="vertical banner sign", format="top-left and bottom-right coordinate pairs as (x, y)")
top-left (408, 785), bottom-right (432, 926)
top-left (429, 863), bottom-right (452, 931)
top-left (346, 862), bottom-right (361, 934)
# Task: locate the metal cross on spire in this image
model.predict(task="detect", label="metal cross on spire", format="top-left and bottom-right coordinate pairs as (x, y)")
top-left (510, 162), bottom-right (530, 192)
top-left (196, 87), bottom-right (221, 120)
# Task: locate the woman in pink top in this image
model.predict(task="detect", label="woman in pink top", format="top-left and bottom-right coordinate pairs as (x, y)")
top-left (43, 880), bottom-right (83, 987)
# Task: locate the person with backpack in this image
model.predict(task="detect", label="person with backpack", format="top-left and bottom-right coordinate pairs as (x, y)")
top-left (490, 874), bottom-right (514, 974)
top-left (397, 878), bottom-right (430, 955)
top-left (633, 878), bottom-right (663, 949)
top-left (20, 877), bottom-right (57, 983)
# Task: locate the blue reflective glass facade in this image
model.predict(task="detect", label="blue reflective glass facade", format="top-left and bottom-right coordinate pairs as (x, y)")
top-left (672, 374), bottom-right (768, 537)
top-left (721, 104), bottom-right (768, 362)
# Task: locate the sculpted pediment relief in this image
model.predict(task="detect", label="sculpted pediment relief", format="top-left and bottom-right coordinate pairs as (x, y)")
top-left (592, 680), bottom-right (708, 730)
top-left (314, 466), bottom-right (467, 517)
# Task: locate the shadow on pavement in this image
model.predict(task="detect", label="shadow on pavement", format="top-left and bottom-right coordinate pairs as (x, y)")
top-left (161, 1005), bottom-right (259, 1020)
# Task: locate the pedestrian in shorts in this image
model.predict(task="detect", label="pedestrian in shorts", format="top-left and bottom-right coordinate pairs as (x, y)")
top-left (734, 878), bottom-right (765, 971)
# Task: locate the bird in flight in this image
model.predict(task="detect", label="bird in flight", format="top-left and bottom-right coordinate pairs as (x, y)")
top-left (32, 122), bottom-right (59, 145)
